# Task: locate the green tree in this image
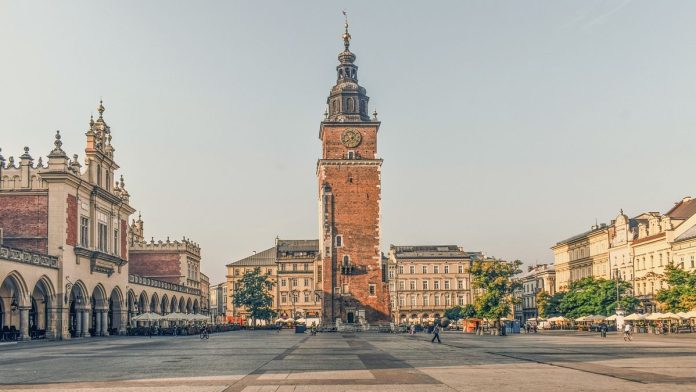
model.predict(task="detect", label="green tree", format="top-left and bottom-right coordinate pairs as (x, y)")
top-left (537, 291), bottom-right (564, 318)
top-left (656, 264), bottom-right (696, 311)
top-left (444, 304), bottom-right (476, 321)
top-left (231, 267), bottom-right (277, 326)
top-left (470, 258), bottom-right (522, 333)
top-left (558, 277), bottom-right (637, 319)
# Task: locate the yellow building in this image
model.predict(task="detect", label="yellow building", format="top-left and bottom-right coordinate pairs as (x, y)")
top-left (552, 224), bottom-right (609, 292)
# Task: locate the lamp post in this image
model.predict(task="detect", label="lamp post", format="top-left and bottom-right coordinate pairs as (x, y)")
top-left (290, 290), bottom-right (299, 320)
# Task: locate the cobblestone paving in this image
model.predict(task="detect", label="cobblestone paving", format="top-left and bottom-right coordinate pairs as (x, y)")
top-left (1, 331), bottom-right (696, 391)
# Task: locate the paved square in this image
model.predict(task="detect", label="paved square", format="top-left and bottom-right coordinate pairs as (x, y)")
top-left (1, 331), bottom-right (696, 391)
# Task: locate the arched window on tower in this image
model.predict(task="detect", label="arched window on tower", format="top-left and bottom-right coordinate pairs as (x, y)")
top-left (347, 98), bottom-right (354, 112)
top-left (332, 99), bottom-right (338, 114)
top-left (97, 165), bottom-right (102, 187)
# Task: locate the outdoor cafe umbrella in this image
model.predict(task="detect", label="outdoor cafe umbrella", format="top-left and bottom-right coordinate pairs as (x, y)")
top-left (162, 312), bottom-right (187, 321)
top-left (660, 312), bottom-right (684, 320)
top-left (132, 312), bottom-right (161, 322)
top-left (645, 313), bottom-right (665, 321)
top-left (624, 313), bottom-right (646, 321)
top-left (605, 314), bottom-right (618, 321)
top-left (574, 316), bottom-right (589, 322)
top-left (548, 316), bottom-right (570, 323)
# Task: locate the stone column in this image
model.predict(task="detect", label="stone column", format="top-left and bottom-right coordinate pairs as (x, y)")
top-left (82, 309), bottom-right (91, 337)
top-left (119, 310), bottom-right (128, 335)
top-left (19, 307), bottom-right (31, 341)
top-left (101, 311), bottom-right (109, 336)
top-left (75, 311), bottom-right (82, 337)
top-left (95, 310), bottom-right (102, 336)
top-left (46, 307), bottom-right (57, 340)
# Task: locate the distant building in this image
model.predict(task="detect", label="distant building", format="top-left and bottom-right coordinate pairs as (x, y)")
top-left (552, 224), bottom-right (609, 292)
top-left (208, 282), bottom-right (227, 323)
top-left (514, 264), bottom-right (555, 324)
top-left (387, 245), bottom-right (482, 324)
top-left (225, 239), bottom-right (321, 325)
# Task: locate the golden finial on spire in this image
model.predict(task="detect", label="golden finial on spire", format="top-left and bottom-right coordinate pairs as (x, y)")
top-left (98, 98), bottom-right (105, 118)
top-left (342, 10), bottom-right (351, 51)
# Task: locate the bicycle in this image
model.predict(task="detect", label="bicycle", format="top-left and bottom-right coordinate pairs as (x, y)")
top-left (200, 329), bottom-right (209, 340)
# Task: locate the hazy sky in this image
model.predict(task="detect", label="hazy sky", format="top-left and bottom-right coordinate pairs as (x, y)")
top-left (2, 1), bottom-right (695, 284)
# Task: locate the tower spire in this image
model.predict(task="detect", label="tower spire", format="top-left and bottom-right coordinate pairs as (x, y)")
top-left (342, 10), bottom-right (351, 51)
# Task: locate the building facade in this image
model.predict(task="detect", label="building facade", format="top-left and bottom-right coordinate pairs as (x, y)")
top-left (387, 245), bottom-right (481, 324)
top-left (0, 102), bottom-right (201, 340)
top-left (208, 282), bottom-right (227, 323)
top-left (317, 18), bottom-right (389, 325)
top-left (514, 264), bottom-right (555, 324)
top-left (225, 239), bottom-right (322, 324)
top-left (552, 224), bottom-right (609, 292)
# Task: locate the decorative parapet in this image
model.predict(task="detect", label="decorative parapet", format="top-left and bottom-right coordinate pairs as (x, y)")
top-left (129, 237), bottom-right (201, 257)
top-left (129, 274), bottom-right (201, 296)
top-left (0, 245), bottom-right (59, 269)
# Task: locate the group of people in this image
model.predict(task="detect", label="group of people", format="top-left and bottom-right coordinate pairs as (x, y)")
top-left (524, 323), bottom-right (538, 334)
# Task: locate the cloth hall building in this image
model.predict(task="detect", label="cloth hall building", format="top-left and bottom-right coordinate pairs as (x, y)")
top-left (0, 102), bottom-right (205, 341)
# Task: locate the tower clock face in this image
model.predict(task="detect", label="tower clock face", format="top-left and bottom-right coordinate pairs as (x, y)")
top-left (341, 129), bottom-right (362, 148)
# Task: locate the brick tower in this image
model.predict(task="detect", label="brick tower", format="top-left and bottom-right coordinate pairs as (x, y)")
top-left (318, 17), bottom-right (390, 324)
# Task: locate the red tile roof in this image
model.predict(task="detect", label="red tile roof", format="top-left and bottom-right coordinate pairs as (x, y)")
top-left (666, 197), bottom-right (696, 220)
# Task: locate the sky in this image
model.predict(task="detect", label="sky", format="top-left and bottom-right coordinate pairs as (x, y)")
top-left (1, 1), bottom-right (695, 284)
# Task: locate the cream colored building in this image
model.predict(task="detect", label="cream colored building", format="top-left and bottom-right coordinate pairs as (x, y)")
top-left (226, 239), bottom-right (321, 324)
top-left (387, 245), bottom-right (481, 324)
top-left (631, 197), bottom-right (696, 311)
top-left (552, 224), bottom-right (609, 292)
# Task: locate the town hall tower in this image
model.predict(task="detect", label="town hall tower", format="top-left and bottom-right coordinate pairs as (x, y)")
top-left (318, 18), bottom-right (390, 324)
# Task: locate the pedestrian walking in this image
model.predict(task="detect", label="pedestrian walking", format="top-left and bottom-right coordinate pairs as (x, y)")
top-left (600, 323), bottom-right (607, 338)
top-left (431, 324), bottom-right (442, 343)
top-left (623, 323), bottom-right (632, 341)
top-left (409, 324), bottom-right (415, 335)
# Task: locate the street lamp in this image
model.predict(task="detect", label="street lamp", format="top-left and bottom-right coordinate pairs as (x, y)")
top-left (290, 289), bottom-right (299, 320)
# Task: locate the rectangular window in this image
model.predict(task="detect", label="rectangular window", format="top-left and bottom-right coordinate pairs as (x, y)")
top-left (235, 268), bottom-right (240, 276)
top-left (444, 265), bottom-right (450, 273)
top-left (98, 223), bottom-right (108, 252)
top-left (388, 270), bottom-right (394, 279)
top-left (291, 278), bottom-right (298, 287)
top-left (281, 293), bottom-right (287, 303)
top-left (458, 265), bottom-right (463, 274)
top-left (409, 280), bottom-right (416, 290)
top-left (334, 287), bottom-right (341, 295)
top-left (304, 292), bottom-right (310, 302)
top-left (422, 281), bottom-right (429, 290)
top-left (304, 263), bottom-right (309, 271)
top-left (398, 265), bottom-right (404, 274)
top-left (445, 296), bottom-right (451, 306)
top-left (280, 264), bottom-right (286, 271)
top-left (304, 278), bottom-right (309, 286)
top-left (411, 296), bottom-right (417, 306)
top-left (281, 279), bottom-right (287, 287)
top-left (444, 280), bottom-right (450, 289)
top-left (389, 282), bottom-right (395, 292)
top-left (434, 266), bottom-right (440, 274)
top-left (434, 281), bottom-right (440, 290)
top-left (434, 296), bottom-right (440, 306)
top-left (422, 265), bottom-right (427, 274)
top-left (691, 256), bottom-right (695, 268)
top-left (458, 280), bottom-right (464, 289)
top-left (423, 295), bottom-right (429, 306)
top-left (458, 296), bottom-right (465, 306)
top-left (335, 235), bottom-right (343, 247)
top-left (113, 229), bottom-right (119, 256)
top-left (399, 280), bottom-right (405, 290)
top-left (80, 217), bottom-right (89, 247)
top-left (342, 283), bottom-right (349, 294)
top-left (292, 264), bottom-right (297, 271)
top-left (409, 265), bottom-right (415, 274)
top-left (369, 284), bottom-right (376, 296)
top-left (398, 296), bottom-right (405, 307)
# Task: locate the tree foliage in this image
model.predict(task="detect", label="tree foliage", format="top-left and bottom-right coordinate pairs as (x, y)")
top-left (470, 259), bottom-right (522, 322)
top-left (656, 264), bottom-right (696, 312)
top-left (537, 291), bottom-right (564, 318)
top-left (445, 304), bottom-right (477, 321)
top-left (231, 267), bottom-right (277, 325)
top-left (558, 277), bottom-right (637, 319)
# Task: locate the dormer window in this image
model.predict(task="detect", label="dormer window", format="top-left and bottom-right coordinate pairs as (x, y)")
top-left (346, 151), bottom-right (355, 159)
